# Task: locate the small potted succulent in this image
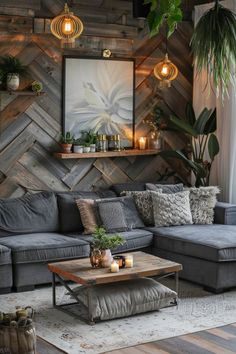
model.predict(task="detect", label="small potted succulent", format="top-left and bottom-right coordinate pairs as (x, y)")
top-left (60, 131), bottom-right (74, 153)
top-left (0, 55), bottom-right (28, 91)
top-left (80, 130), bottom-right (97, 153)
top-left (83, 142), bottom-right (91, 153)
top-left (73, 138), bottom-right (83, 153)
top-left (90, 227), bottom-right (125, 268)
top-left (31, 80), bottom-right (43, 94)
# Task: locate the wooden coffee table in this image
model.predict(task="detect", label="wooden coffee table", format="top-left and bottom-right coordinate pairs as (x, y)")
top-left (48, 251), bottom-right (182, 324)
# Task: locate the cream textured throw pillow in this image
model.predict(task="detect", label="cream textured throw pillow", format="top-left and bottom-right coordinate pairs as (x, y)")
top-left (187, 186), bottom-right (220, 224)
top-left (151, 191), bottom-right (193, 227)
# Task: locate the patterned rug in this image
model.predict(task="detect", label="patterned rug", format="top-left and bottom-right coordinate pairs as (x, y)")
top-left (1, 279), bottom-right (236, 354)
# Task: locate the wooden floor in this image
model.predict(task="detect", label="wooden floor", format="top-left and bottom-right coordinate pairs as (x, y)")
top-left (105, 323), bottom-right (236, 354)
top-left (37, 336), bottom-right (67, 354)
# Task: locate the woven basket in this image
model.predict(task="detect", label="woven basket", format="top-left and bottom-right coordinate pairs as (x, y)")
top-left (0, 323), bottom-right (36, 354)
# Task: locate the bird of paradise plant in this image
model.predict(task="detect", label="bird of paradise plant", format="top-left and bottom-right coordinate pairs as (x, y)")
top-left (159, 103), bottom-right (219, 187)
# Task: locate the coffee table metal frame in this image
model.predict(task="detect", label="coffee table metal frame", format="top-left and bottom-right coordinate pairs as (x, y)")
top-left (49, 252), bottom-right (182, 325)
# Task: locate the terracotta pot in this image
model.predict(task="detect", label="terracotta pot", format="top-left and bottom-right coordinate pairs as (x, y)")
top-left (61, 143), bottom-right (72, 153)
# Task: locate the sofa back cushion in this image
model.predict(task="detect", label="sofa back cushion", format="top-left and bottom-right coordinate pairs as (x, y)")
top-left (111, 182), bottom-right (146, 196)
top-left (57, 190), bottom-right (116, 233)
top-left (0, 192), bottom-right (59, 237)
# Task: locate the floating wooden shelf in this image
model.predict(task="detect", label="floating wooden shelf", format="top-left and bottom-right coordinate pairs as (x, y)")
top-left (54, 149), bottom-right (159, 159)
top-left (0, 90), bottom-right (45, 96)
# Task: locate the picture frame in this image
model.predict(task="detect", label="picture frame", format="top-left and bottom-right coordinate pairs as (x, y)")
top-left (62, 55), bottom-right (135, 148)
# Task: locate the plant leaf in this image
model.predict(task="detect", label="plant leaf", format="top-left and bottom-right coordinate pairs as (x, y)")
top-left (169, 115), bottom-right (198, 137)
top-left (185, 102), bottom-right (196, 125)
top-left (204, 108), bottom-right (217, 134)
top-left (208, 133), bottom-right (220, 160)
top-left (193, 108), bottom-right (212, 135)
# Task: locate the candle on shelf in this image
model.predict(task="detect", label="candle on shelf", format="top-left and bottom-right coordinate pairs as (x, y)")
top-left (110, 261), bottom-right (119, 273)
top-left (138, 137), bottom-right (146, 150)
top-left (125, 255), bottom-right (134, 268)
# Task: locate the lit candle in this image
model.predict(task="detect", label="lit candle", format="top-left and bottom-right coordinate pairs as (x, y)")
top-left (110, 261), bottom-right (119, 273)
top-left (125, 255), bottom-right (133, 268)
top-left (139, 137), bottom-right (146, 150)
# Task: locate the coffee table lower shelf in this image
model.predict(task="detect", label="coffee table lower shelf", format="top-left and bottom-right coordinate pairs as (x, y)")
top-left (51, 271), bottom-right (179, 325)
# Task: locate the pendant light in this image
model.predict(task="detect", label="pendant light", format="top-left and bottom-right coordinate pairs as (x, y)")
top-left (50, 3), bottom-right (84, 48)
top-left (154, 27), bottom-right (178, 88)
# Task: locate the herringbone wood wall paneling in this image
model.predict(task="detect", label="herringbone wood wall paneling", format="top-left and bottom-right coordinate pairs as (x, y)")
top-left (0, 0), bottom-right (194, 198)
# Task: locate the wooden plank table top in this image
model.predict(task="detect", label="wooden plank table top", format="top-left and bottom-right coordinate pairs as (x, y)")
top-left (48, 251), bottom-right (182, 286)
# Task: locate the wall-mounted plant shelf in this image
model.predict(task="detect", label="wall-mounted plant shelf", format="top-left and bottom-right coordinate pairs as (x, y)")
top-left (54, 149), bottom-right (159, 159)
top-left (0, 90), bottom-right (45, 96)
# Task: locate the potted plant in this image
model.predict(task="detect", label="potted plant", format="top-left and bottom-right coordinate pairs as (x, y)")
top-left (83, 142), bottom-right (91, 153)
top-left (191, 0), bottom-right (236, 99)
top-left (31, 80), bottom-right (43, 94)
top-left (159, 103), bottom-right (219, 187)
top-left (0, 55), bottom-right (28, 91)
top-left (80, 130), bottom-right (97, 153)
top-left (90, 227), bottom-right (125, 268)
top-left (73, 138), bottom-right (83, 153)
top-left (60, 131), bottom-right (74, 153)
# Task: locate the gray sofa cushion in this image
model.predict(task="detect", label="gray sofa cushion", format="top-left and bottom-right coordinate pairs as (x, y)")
top-left (111, 182), bottom-right (146, 196)
top-left (67, 229), bottom-right (153, 253)
top-left (57, 190), bottom-right (116, 233)
top-left (0, 233), bottom-right (90, 264)
top-left (214, 202), bottom-right (236, 225)
top-left (146, 183), bottom-right (184, 194)
top-left (0, 244), bottom-right (11, 265)
top-left (0, 192), bottom-right (59, 237)
top-left (96, 196), bottom-right (145, 232)
top-left (148, 224), bottom-right (236, 262)
top-left (73, 278), bottom-right (177, 320)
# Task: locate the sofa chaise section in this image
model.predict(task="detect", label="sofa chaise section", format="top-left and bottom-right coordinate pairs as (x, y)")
top-left (0, 244), bottom-right (12, 293)
top-left (0, 233), bottom-right (90, 291)
top-left (149, 202), bottom-right (236, 292)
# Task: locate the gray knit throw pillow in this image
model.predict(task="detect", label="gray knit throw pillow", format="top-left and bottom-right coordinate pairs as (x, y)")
top-left (187, 186), bottom-right (220, 224)
top-left (151, 191), bottom-right (193, 227)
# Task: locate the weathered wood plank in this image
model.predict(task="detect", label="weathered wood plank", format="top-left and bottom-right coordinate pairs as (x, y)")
top-left (0, 95), bottom-right (36, 131)
top-left (62, 159), bottom-right (96, 189)
top-left (94, 158), bottom-right (132, 184)
top-left (0, 123), bottom-right (36, 174)
top-left (0, 15), bottom-right (33, 33)
top-left (0, 113), bottom-right (31, 152)
top-left (74, 166), bottom-right (102, 191)
top-left (0, 1), bottom-right (41, 10)
top-left (0, 7), bottom-right (35, 17)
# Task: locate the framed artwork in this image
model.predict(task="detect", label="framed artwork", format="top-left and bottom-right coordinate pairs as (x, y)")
top-left (62, 56), bottom-right (135, 148)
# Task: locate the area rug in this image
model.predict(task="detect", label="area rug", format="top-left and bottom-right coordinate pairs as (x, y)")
top-left (1, 279), bottom-right (236, 354)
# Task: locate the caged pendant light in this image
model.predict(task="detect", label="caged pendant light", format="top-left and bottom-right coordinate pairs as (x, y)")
top-left (154, 27), bottom-right (178, 88)
top-left (50, 3), bottom-right (84, 48)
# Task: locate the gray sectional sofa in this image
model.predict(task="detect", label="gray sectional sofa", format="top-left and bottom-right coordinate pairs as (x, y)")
top-left (0, 183), bottom-right (236, 294)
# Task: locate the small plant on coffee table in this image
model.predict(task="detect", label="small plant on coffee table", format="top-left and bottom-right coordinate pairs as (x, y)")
top-left (90, 227), bottom-right (125, 268)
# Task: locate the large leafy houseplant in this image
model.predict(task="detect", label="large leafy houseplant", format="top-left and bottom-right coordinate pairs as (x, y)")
top-left (144, 0), bottom-right (183, 38)
top-left (191, 0), bottom-right (236, 98)
top-left (159, 103), bottom-right (219, 187)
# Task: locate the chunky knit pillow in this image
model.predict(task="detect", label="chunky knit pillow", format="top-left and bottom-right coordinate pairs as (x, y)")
top-left (187, 186), bottom-right (220, 224)
top-left (151, 191), bottom-right (193, 227)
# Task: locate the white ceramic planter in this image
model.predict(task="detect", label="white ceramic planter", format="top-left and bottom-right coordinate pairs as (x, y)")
top-left (73, 145), bottom-right (83, 153)
top-left (83, 146), bottom-right (91, 153)
top-left (7, 73), bottom-right (19, 91)
top-left (90, 144), bottom-right (96, 153)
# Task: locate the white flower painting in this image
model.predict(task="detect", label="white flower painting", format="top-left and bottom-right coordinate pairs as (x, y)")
top-left (64, 57), bottom-right (134, 147)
